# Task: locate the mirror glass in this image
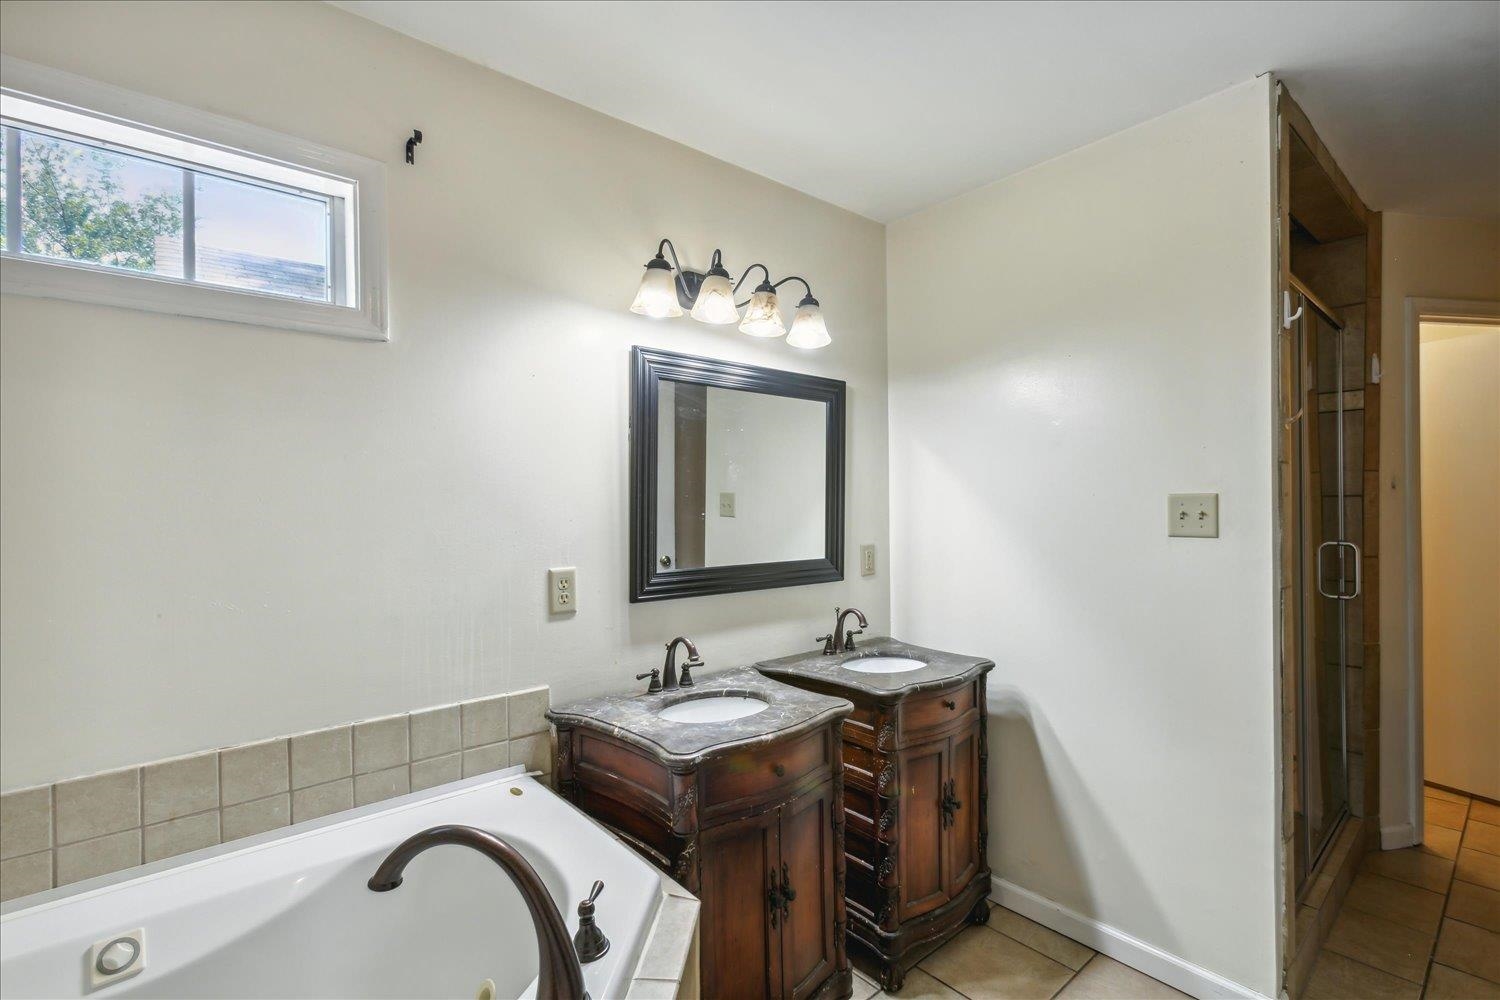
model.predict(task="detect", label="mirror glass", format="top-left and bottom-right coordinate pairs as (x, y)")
top-left (654, 381), bottom-right (827, 568)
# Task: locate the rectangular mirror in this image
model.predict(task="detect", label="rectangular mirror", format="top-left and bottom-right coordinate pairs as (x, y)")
top-left (630, 347), bottom-right (845, 602)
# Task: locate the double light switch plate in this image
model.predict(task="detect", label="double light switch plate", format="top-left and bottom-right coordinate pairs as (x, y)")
top-left (1168, 494), bottom-right (1219, 538)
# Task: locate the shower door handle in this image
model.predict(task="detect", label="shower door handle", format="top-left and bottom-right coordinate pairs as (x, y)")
top-left (1316, 540), bottom-right (1361, 600)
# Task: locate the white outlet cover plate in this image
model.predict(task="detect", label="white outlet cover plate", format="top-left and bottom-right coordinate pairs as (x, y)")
top-left (860, 544), bottom-right (876, 576)
top-left (548, 567), bottom-right (577, 614)
top-left (1168, 494), bottom-right (1219, 538)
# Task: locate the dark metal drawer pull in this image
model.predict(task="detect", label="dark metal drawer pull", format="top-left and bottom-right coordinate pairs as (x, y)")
top-left (773, 763), bottom-right (786, 777)
top-left (942, 699), bottom-right (957, 710)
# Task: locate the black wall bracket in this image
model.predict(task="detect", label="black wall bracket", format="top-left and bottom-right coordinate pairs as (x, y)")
top-left (405, 129), bottom-right (423, 165)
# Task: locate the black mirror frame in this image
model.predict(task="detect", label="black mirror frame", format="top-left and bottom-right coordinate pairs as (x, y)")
top-left (630, 346), bottom-right (845, 603)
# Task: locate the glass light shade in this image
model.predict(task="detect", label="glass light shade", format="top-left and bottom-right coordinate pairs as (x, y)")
top-left (630, 262), bottom-right (683, 318)
top-left (690, 272), bottom-right (740, 324)
top-left (739, 286), bottom-right (785, 338)
top-left (785, 298), bottom-right (831, 349)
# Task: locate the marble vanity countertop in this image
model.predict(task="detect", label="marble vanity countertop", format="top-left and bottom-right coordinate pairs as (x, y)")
top-left (547, 666), bottom-right (853, 767)
top-left (754, 636), bottom-right (994, 699)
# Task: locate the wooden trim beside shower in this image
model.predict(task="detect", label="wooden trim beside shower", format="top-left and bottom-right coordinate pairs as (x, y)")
top-left (1275, 84), bottom-right (1383, 999)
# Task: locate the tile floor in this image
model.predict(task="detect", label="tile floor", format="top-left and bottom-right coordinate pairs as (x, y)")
top-left (849, 902), bottom-right (1188, 1000)
top-left (1303, 785), bottom-right (1500, 999)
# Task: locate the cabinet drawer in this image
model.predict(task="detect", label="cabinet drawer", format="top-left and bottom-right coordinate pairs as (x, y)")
top-left (900, 682), bottom-right (975, 740)
top-left (702, 728), bottom-right (831, 808)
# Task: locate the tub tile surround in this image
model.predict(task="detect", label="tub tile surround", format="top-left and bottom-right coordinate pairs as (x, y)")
top-left (0, 685), bottom-right (551, 902)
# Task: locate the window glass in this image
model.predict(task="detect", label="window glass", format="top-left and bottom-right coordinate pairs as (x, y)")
top-left (193, 172), bottom-right (329, 302)
top-left (18, 129), bottom-right (184, 277)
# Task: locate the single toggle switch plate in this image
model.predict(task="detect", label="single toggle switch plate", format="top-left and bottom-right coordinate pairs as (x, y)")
top-left (1168, 494), bottom-right (1219, 538)
top-left (548, 567), bottom-right (577, 614)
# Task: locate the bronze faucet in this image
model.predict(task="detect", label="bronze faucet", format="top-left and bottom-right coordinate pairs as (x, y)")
top-left (820, 607), bottom-right (868, 654)
top-left (661, 636), bottom-right (700, 691)
top-left (368, 824), bottom-right (587, 1000)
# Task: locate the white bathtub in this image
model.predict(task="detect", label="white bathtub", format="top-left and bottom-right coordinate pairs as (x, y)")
top-left (0, 767), bottom-right (682, 999)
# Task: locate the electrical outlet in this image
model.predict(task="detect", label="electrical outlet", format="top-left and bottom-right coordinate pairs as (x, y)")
top-left (548, 567), bottom-right (577, 614)
top-left (1168, 494), bottom-right (1219, 538)
top-left (860, 544), bottom-right (876, 576)
top-left (718, 492), bottom-right (736, 518)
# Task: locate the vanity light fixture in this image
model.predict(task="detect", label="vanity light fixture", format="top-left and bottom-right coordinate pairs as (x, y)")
top-left (629, 238), bottom-right (830, 348)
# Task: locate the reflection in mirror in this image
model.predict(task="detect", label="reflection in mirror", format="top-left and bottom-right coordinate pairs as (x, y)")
top-left (655, 381), bottom-right (827, 569)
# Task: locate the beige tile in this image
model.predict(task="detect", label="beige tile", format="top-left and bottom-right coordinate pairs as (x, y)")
top-left (143, 812), bottom-right (219, 863)
top-left (1422, 823), bottom-right (1462, 860)
top-left (221, 794), bottom-right (290, 841)
top-left (409, 705), bottom-right (460, 761)
top-left (508, 733), bottom-right (552, 774)
top-left (1448, 878), bottom-right (1500, 933)
top-left (989, 905), bottom-right (1093, 971)
top-left (354, 765), bottom-right (410, 806)
top-left (1469, 800), bottom-right (1500, 826)
top-left (1365, 846), bottom-right (1454, 893)
top-left (353, 716), bottom-right (409, 774)
top-left (220, 739), bottom-right (289, 806)
top-left (462, 695), bottom-right (508, 748)
top-left (54, 768), bottom-right (140, 845)
top-left (1424, 963), bottom-right (1500, 1000)
top-left (463, 743), bottom-right (508, 778)
top-left (1302, 950), bottom-right (1420, 1000)
top-left (1324, 907), bottom-right (1434, 983)
top-left (1434, 916), bottom-right (1500, 984)
top-left (918, 925), bottom-right (1073, 999)
top-left (0, 851), bottom-right (53, 902)
top-left (56, 829), bottom-right (140, 886)
top-left (872, 968), bottom-right (964, 1000)
top-left (1457, 848), bottom-right (1500, 891)
top-left (634, 893), bottom-right (698, 980)
top-left (508, 687), bottom-right (550, 738)
top-left (0, 786), bottom-right (52, 859)
top-left (1344, 871), bottom-right (1446, 936)
top-left (143, 752), bottom-right (219, 824)
top-left (291, 778), bottom-right (354, 823)
top-left (1463, 820), bottom-right (1500, 858)
top-left (410, 753), bottom-right (462, 792)
top-left (290, 727), bottom-right (351, 789)
top-left (850, 971), bottom-right (880, 1000)
top-left (1055, 955), bottom-right (1187, 999)
top-left (1426, 786), bottom-right (1472, 806)
top-left (1427, 796), bottom-right (1470, 831)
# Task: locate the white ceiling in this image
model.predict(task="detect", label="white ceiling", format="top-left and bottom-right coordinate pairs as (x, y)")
top-left (334, 1), bottom-right (1500, 222)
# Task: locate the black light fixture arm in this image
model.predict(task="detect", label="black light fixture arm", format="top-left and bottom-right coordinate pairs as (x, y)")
top-left (653, 237), bottom-right (684, 273)
top-left (774, 275), bottom-right (818, 306)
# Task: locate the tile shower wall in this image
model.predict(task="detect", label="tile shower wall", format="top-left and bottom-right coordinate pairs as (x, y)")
top-left (0, 686), bottom-right (550, 903)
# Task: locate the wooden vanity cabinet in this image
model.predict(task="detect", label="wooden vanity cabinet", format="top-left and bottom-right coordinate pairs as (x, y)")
top-left (768, 671), bottom-right (992, 992)
top-left (554, 719), bottom-right (853, 1000)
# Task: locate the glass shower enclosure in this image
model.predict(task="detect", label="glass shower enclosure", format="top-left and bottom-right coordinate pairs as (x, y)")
top-left (1288, 279), bottom-right (1360, 889)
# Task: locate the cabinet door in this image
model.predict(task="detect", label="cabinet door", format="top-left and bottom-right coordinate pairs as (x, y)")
top-left (779, 784), bottom-right (839, 999)
top-left (701, 809), bottom-right (782, 1000)
top-left (896, 740), bottom-right (948, 919)
top-left (944, 725), bottom-right (981, 896)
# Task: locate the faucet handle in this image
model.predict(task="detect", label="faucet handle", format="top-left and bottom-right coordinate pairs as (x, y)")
top-left (844, 627), bottom-right (864, 651)
top-left (574, 880), bottom-right (610, 963)
top-left (680, 657), bottom-right (701, 688)
top-left (816, 634), bottom-right (836, 656)
top-left (635, 669), bottom-right (662, 694)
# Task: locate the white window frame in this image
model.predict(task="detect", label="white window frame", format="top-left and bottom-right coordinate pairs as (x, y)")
top-left (0, 58), bottom-right (388, 341)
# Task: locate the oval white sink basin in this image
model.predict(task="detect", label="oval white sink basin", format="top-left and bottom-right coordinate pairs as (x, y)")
top-left (842, 657), bottom-right (928, 674)
top-left (656, 696), bottom-right (770, 723)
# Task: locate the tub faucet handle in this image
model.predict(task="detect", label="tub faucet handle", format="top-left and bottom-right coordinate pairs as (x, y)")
top-left (574, 880), bottom-right (610, 963)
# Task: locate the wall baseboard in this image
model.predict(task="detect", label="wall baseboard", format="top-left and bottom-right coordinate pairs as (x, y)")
top-left (989, 876), bottom-right (1272, 1000)
top-left (1382, 822), bottom-right (1418, 850)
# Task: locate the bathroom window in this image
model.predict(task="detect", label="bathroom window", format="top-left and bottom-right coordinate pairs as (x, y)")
top-left (1, 61), bottom-right (387, 340)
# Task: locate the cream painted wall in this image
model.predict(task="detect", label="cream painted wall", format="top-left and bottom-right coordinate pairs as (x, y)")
top-left (1377, 214), bottom-right (1500, 834)
top-left (0, 1), bottom-right (889, 790)
top-left (1418, 323), bottom-right (1499, 800)
top-left (887, 78), bottom-right (1278, 996)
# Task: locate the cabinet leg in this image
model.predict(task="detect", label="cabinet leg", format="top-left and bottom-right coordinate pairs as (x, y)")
top-left (879, 963), bottom-right (905, 993)
top-left (968, 898), bottom-right (992, 925)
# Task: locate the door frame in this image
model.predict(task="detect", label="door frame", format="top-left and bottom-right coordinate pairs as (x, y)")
top-left (1394, 295), bottom-right (1500, 848)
